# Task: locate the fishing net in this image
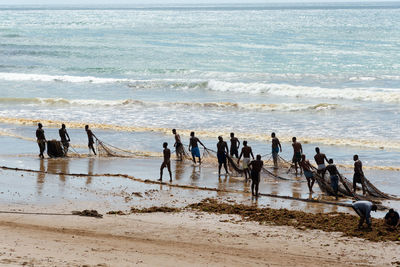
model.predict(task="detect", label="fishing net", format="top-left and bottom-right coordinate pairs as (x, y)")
top-left (96, 139), bottom-right (138, 158)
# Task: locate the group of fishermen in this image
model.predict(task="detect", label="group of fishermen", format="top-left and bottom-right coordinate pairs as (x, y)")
top-left (36, 124), bottom-right (399, 230)
top-left (35, 123), bottom-right (96, 158)
top-left (167, 129), bottom-right (366, 199)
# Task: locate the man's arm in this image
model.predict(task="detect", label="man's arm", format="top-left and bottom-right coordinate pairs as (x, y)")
top-left (250, 148), bottom-right (254, 159)
top-left (278, 140), bottom-right (282, 152)
top-left (198, 138), bottom-right (206, 148)
top-left (238, 150), bottom-right (243, 162)
top-left (188, 141), bottom-right (192, 151)
top-left (236, 139), bottom-right (240, 148)
top-left (324, 155), bottom-right (329, 163)
top-left (300, 144), bottom-right (303, 154)
top-left (225, 143), bottom-right (229, 155)
top-left (66, 131), bottom-right (70, 141)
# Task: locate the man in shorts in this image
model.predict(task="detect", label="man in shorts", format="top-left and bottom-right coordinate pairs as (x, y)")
top-left (238, 141), bottom-right (254, 180)
top-left (314, 147), bottom-right (328, 179)
top-left (217, 136), bottom-right (229, 176)
top-left (188, 132), bottom-right (205, 164)
top-left (300, 154), bottom-right (315, 193)
top-left (172, 129), bottom-right (184, 161)
top-left (159, 142), bottom-right (172, 182)
top-left (85, 125), bottom-right (97, 156)
top-left (36, 123), bottom-right (46, 159)
top-left (353, 155), bottom-right (366, 195)
top-left (230, 132), bottom-right (240, 158)
top-left (292, 137), bottom-right (303, 174)
top-left (271, 132), bottom-right (282, 169)
top-left (248, 154), bottom-right (263, 197)
top-left (325, 159), bottom-right (339, 200)
top-left (59, 124), bottom-right (71, 155)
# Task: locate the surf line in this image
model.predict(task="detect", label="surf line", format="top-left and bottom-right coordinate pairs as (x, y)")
top-left (0, 165), bottom-right (354, 208)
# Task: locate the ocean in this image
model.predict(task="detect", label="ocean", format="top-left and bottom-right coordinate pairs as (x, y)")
top-left (1, 2), bottom-right (400, 169)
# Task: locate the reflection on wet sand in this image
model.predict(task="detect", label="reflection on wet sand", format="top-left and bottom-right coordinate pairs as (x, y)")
top-left (174, 160), bottom-right (184, 181)
top-left (22, 155), bottom-right (388, 214)
top-left (86, 158), bottom-right (94, 185)
top-left (36, 159), bottom-right (45, 196)
top-left (47, 158), bottom-right (70, 184)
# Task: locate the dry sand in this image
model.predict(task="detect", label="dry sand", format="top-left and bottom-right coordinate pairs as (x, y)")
top-left (0, 207), bottom-right (399, 266)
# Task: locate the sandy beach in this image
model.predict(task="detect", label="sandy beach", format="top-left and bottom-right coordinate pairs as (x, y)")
top-left (0, 203), bottom-right (399, 267)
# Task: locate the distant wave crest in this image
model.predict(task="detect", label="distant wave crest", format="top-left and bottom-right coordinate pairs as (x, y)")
top-left (0, 97), bottom-right (339, 112)
top-left (1, 72), bottom-right (400, 103)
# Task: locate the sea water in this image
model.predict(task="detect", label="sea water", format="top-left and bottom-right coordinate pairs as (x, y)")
top-left (1, 3), bottom-right (400, 168)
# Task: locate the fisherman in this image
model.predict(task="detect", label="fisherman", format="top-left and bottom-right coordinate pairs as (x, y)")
top-left (159, 142), bottom-right (172, 182)
top-left (353, 155), bottom-right (366, 195)
top-left (216, 136), bottom-right (229, 176)
top-left (248, 155), bottom-right (263, 197)
top-left (188, 131), bottom-right (206, 165)
top-left (237, 140), bottom-right (254, 180)
top-left (292, 137), bottom-right (303, 174)
top-left (299, 154), bottom-right (315, 193)
top-left (325, 159), bottom-right (339, 200)
top-left (384, 209), bottom-right (400, 229)
top-left (230, 132), bottom-right (240, 158)
top-left (59, 124), bottom-right (71, 155)
top-left (36, 123), bottom-right (46, 159)
top-left (351, 200), bottom-right (377, 230)
top-left (314, 147), bottom-right (328, 179)
top-left (172, 129), bottom-right (184, 161)
top-left (85, 125), bottom-right (97, 156)
top-left (271, 132), bottom-right (282, 169)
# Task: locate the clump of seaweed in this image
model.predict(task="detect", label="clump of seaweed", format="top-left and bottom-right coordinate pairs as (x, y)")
top-left (72, 210), bottom-right (103, 218)
top-left (130, 206), bottom-right (181, 213)
top-left (107, 210), bottom-right (127, 215)
top-left (188, 198), bottom-right (400, 242)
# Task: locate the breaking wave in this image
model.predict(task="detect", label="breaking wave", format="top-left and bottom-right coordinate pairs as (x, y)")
top-left (0, 97), bottom-right (339, 112)
top-left (1, 72), bottom-right (400, 103)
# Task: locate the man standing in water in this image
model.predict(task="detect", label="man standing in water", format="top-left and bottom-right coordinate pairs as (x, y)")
top-left (230, 132), bottom-right (240, 158)
top-left (172, 129), bottom-right (184, 161)
top-left (292, 137), bottom-right (303, 174)
top-left (237, 141), bottom-right (254, 180)
top-left (271, 132), bottom-right (282, 169)
top-left (59, 124), bottom-right (71, 155)
top-left (300, 154), bottom-right (315, 193)
top-left (314, 147), bottom-right (328, 179)
top-left (36, 123), bottom-right (46, 159)
top-left (217, 136), bottom-right (229, 176)
top-left (325, 159), bottom-right (339, 200)
top-left (85, 125), bottom-right (97, 156)
top-left (248, 154), bottom-right (263, 197)
top-left (159, 142), bottom-right (172, 182)
top-left (188, 131), bottom-right (206, 165)
top-left (353, 155), bottom-right (367, 195)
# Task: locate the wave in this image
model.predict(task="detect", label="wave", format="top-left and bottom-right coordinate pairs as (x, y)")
top-left (0, 116), bottom-right (399, 151)
top-left (2, 72), bottom-right (400, 103)
top-left (0, 97), bottom-right (340, 112)
top-left (205, 80), bottom-right (400, 103)
top-left (0, 72), bottom-right (131, 84)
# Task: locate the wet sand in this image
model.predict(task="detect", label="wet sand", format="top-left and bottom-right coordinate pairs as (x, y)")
top-left (0, 136), bottom-right (399, 265)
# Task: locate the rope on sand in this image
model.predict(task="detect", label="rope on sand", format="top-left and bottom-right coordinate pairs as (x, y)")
top-left (0, 165), bottom-right (365, 209)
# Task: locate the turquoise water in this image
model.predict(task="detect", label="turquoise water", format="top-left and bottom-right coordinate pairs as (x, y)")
top-left (1, 3), bottom-right (400, 167)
